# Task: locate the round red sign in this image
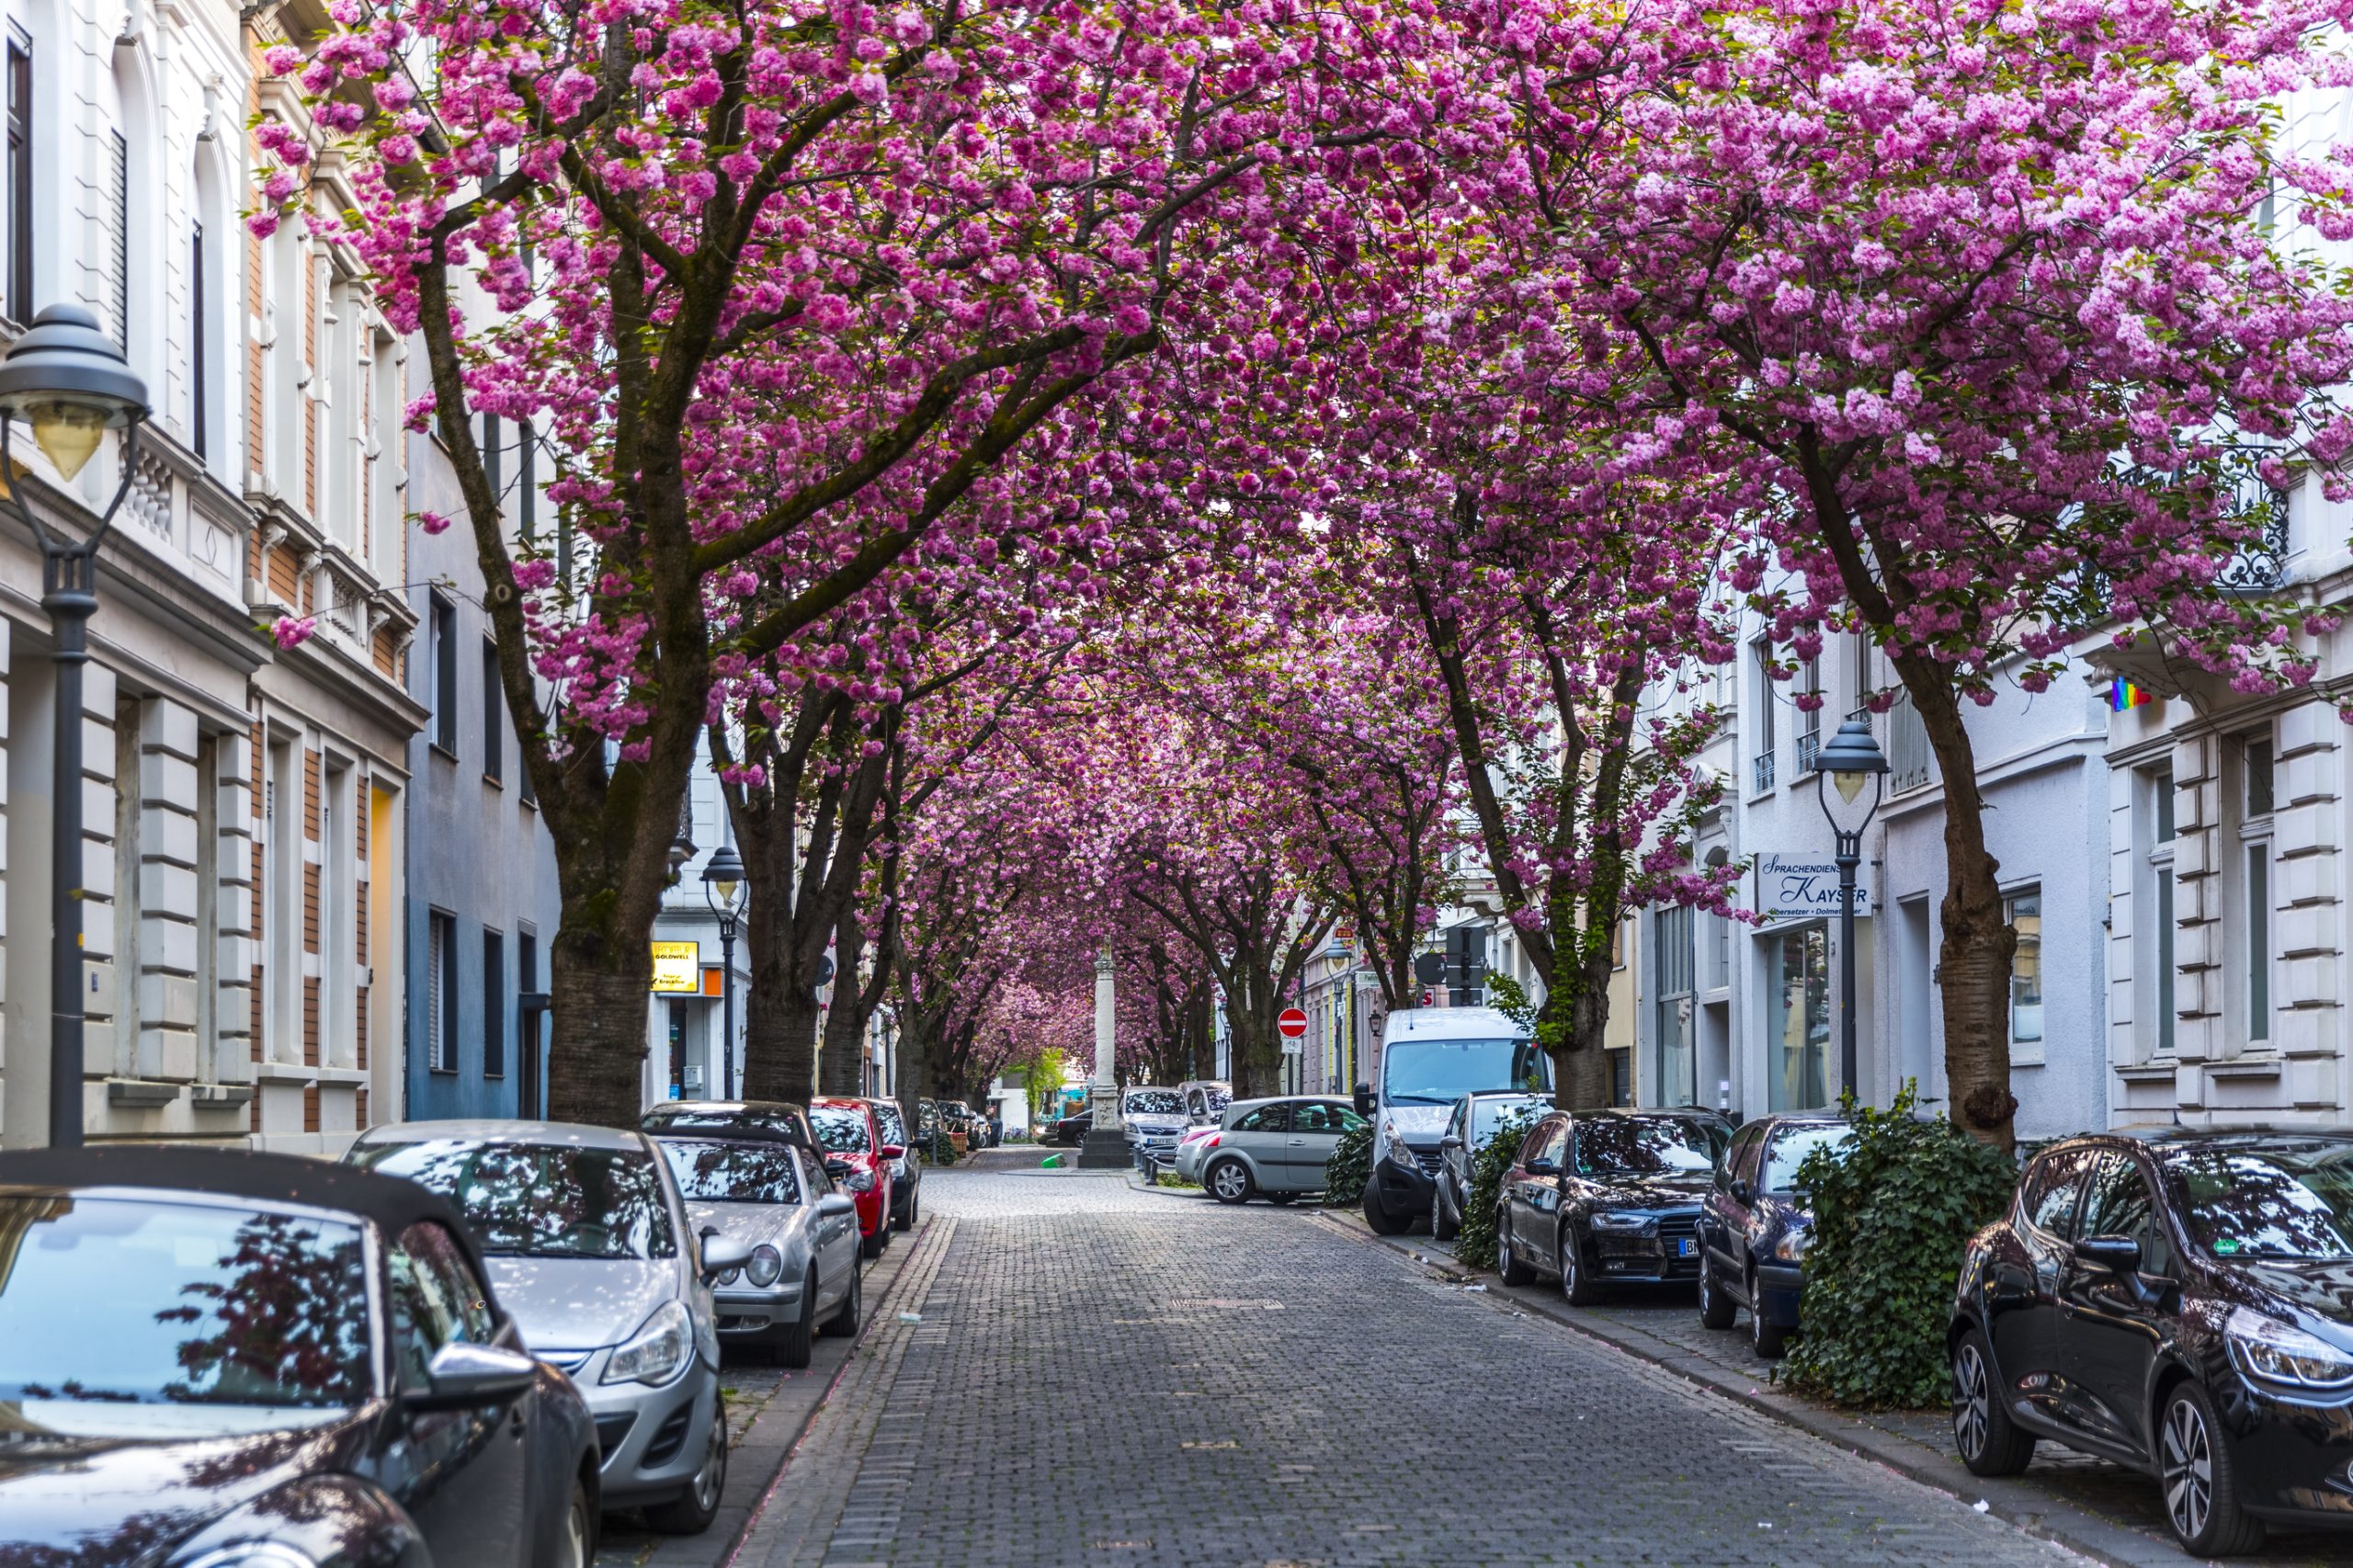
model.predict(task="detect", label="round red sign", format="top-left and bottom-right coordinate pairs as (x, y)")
top-left (1277, 1007), bottom-right (1309, 1039)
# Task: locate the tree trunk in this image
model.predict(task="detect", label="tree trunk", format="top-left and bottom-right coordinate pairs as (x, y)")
top-left (817, 908), bottom-right (870, 1097)
top-left (1894, 654), bottom-right (2018, 1148)
top-left (546, 939), bottom-right (657, 1126)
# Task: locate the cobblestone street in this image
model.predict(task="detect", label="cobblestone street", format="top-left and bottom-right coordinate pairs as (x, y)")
top-left (745, 1165), bottom-right (2091, 1568)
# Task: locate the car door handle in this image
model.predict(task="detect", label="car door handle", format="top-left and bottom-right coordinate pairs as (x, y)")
top-left (1287, 1139), bottom-right (1306, 1146)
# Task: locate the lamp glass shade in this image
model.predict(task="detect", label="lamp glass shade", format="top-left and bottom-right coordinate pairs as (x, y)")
top-left (711, 877), bottom-right (740, 906)
top-left (27, 398), bottom-right (109, 480)
top-left (1833, 768), bottom-right (1869, 805)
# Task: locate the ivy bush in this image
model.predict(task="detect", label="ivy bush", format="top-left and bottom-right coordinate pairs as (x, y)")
top-left (1778, 1085), bottom-right (2018, 1410)
top-left (1451, 1107), bottom-right (1540, 1271)
top-left (1323, 1121), bottom-right (1372, 1206)
top-left (929, 1128), bottom-right (960, 1167)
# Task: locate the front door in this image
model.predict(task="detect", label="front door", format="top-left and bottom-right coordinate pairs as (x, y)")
top-left (1223, 1101), bottom-right (1294, 1189)
top-left (1511, 1119), bottom-right (1571, 1270)
top-left (2058, 1151), bottom-right (2171, 1459)
top-left (802, 1151), bottom-right (859, 1312)
top-left (1707, 1125), bottom-right (1761, 1296)
top-left (1284, 1101), bottom-right (1356, 1191)
top-left (1991, 1147), bottom-right (2095, 1434)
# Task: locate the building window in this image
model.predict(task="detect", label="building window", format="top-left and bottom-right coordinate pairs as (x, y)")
top-left (482, 640), bottom-right (502, 785)
top-left (1797, 656), bottom-right (1822, 773)
top-left (1750, 639), bottom-right (1776, 792)
top-left (2148, 768), bottom-right (2177, 1056)
top-left (2241, 733), bottom-right (2274, 1046)
top-left (483, 412), bottom-right (501, 506)
top-left (189, 222), bottom-right (207, 460)
top-left (429, 594), bottom-right (457, 755)
top-left (1654, 905), bottom-right (1694, 1105)
top-left (427, 909), bottom-right (459, 1072)
top-left (103, 129), bottom-right (127, 344)
top-left (519, 422), bottom-right (537, 541)
top-left (1771, 926), bottom-right (1829, 1110)
top-left (482, 927), bottom-right (505, 1078)
top-left (6, 36), bottom-right (28, 323)
top-left (2006, 887), bottom-right (2042, 1051)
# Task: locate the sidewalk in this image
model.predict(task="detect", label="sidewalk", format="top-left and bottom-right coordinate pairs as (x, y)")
top-left (1311, 1207), bottom-right (2349, 1568)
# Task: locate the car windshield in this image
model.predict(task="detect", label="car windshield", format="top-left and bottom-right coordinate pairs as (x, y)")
top-left (1472, 1096), bottom-right (1552, 1144)
top-left (1125, 1090), bottom-right (1183, 1116)
top-left (1201, 1087), bottom-right (1231, 1114)
top-left (2167, 1142), bottom-right (2353, 1261)
top-left (0, 1196), bottom-right (370, 1422)
top-left (659, 1139), bottom-right (802, 1205)
top-left (811, 1108), bottom-right (872, 1153)
top-left (1574, 1117), bottom-right (1723, 1178)
top-left (352, 1140), bottom-right (676, 1259)
top-left (1765, 1126), bottom-right (1855, 1194)
top-left (872, 1104), bottom-right (908, 1144)
top-left (1381, 1039), bottom-right (1550, 1104)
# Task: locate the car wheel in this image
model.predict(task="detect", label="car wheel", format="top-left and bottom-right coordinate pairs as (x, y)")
top-left (1747, 1273), bottom-right (1788, 1358)
top-left (643, 1401), bottom-right (727, 1535)
top-left (1559, 1225), bottom-right (1600, 1306)
top-left (1207, 1158), bottom-right (1254, 1205)
top-left (2159, 1380), bottom-right (2266, 1556)
top-left (1361, 1187), bottom-right (1412, 1235)
top-left (1698, 1254), bottom-right (1736, 1330)
top-left (1497, 1210), bottom-right (1536, 1286)
top-left (860, 1220), bottom-right (886, 1259)
top-left (551, 1476), bottom-right (595, 1568)
top-left (822, 1260), bottom-right (863, 1339)
top-left (1950, 1328), bottom-right (2035, 1477)
top-left (778, 1269), bottom-right (816, 1369)
top-left (1431, 1179), bottom-right (1459, 1242)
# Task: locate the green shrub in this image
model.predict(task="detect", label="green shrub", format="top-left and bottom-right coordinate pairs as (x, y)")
top-left (1778, 1085), bottom-right (2018, 1410)
top-left (1452, 1108), bottom-right (1540, 1271)
top-left (1154, 1169), bottom-right (1201, 1190)
top-left (1323, 1121), bottom-right (1372, 1206)
top-left (930, 1128), bottom-right (959, 1167)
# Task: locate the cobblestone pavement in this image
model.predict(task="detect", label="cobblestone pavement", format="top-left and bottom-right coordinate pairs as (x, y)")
top-left (748, 1165), bottom-right (2089, 1567)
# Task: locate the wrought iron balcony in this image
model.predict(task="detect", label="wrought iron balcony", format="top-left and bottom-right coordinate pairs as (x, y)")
top-left (1751, 751), bottom-right (1776, 794)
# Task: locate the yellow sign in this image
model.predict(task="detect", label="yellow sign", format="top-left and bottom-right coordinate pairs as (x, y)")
top-left (651, 941), bottom-right (701, 994)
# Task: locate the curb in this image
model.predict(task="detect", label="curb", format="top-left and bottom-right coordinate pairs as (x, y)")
top-left (1304, 1207), bottom-right (2201, 1568)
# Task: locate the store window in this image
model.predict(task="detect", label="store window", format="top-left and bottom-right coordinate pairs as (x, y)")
top-left (1770, 927), bottom-right (1829, 1110)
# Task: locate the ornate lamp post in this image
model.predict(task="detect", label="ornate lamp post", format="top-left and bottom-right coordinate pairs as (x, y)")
top-left (1813, 717), bottom-right (1888, 1103)
top-left (1078, 948), bottom-right (1128, 1166)
top-left (0, 306), bottom-right (152, 1147)
top-left (700, 842), bottom-right (745, 1099)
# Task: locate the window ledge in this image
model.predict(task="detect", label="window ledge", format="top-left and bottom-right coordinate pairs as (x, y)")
top-left (2114, 1062), bottom-right (2178, 1083)
top-left (2008, 1049), bottom-right (2046, 1068)
top-left (483, 774), bottom-right (506, 790)
top-left (254, 1061), bottom-right (318, 1086)
top-left (429, 742), bottom-right (460, 764)
top-left (2208, 1055), bottom-right (2283, 1081)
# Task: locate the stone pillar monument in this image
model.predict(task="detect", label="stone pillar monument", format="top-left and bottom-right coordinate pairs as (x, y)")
top-left (1078, 949), bottom-right (1130, 1167)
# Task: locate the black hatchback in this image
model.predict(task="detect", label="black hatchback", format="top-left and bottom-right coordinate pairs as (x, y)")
top-left (1950, 1128), bottom-right (2353, 1557)
top-left (1495, 1108), bottom-right (1730, 1305)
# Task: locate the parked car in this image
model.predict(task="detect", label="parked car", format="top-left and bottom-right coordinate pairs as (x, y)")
top-left (1054, 1103), bottom-right (1097, 1144)
top-left (869, 1096), bottom-right (924, 1229)
top-left (1170, 1122), bottom-right (1226, 1185)
top-left (643, 1097), bottom-right (817, 1152)
top-left (1358, 1005), bottom-right (1552, 1235)
top-left (1432, 1090), bottom-right (1552, 1241)
top-left (1178, 1079), bottom-right (1233, 1126)
top-left (1697, 1112), bottom-right (1852, 1358)
top-left (1949, 1127), bottom-right (2353, 1558)
top-left (348, 1119), bottom-right (741, 1535)
top-left (1200, 1096), bottom-right (1369, 1205)
top-left (810, 1096), bottom-right (900, 1257)
top-left (1123, 1086), bottom-right (1190, 1170)
top-left (650, 1126), bottom-right (864, 1368)
top-left (0, 1143), bottom-right (602, 1568)
top-left (1495, 1108), bottom-right (1731, 1304)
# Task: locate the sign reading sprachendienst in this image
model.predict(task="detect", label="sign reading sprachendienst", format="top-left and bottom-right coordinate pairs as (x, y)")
top-left (1755, 853), bottom-right (1874, 919)
top-left (650, 940), bottom-right (701, 994)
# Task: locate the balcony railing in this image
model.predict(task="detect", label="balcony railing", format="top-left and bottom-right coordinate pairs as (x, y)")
top-left (1866, 695), bottom-right (1936, 794)
top-left (1751, 751), bottom-right (1776, 794)
top-left (1795, 730), bottom-right (1821, 774)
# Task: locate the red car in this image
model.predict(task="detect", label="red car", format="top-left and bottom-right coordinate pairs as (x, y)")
top-left (810, 1096), bottom-right (899, 1258)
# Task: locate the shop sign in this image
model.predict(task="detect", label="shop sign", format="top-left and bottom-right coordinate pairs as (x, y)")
top-left (651, 941), bottom-right (701, 993)
top-left (1756, 854), bottom-right (1873, 919)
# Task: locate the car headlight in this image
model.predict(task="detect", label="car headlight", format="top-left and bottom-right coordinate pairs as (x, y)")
top-left (602, 1300), bottom-right (696, 1387)
top-left (844, 1168), bottom-right (876, 1193)
top-left (1774, 1228), bottom-right (1811, 1263)
top-left (181, 1549), bottom-right (319, 1568)
top-left (1590, 1211), bottom-right (1652, 1233)
top-left (2226, 1306), bottom-right (2353, 1392)
top-left (717, 1267), bottom-right (742, 1286)
top-left (748, 1244), bottom-right (783, 1287)
top-left (1382, 1124), bottom-right (1417, 1166)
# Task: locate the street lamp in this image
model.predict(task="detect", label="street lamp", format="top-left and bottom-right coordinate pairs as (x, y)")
top-left (0, 305), bottom-right (152, 1147)
top-left (700, 841), bottom-right (745, 1100)
top-left (1813, 716), bottom-right (1888, 1105)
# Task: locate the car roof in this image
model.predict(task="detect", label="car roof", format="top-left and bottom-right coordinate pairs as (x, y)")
top-left (1382, 1006), bottom-right (1529, 1041)
top-left (2058, 1125), bottom-right (2353, 1150)
top-left (1226, 1095), bottom-right (1343, 1111)
top-left (356, 1118), bottom-right (652, 1152)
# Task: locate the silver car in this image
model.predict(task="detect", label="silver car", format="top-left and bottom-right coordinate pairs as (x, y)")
top-left (1199, 1096), bottom-right (1368, 1204)
top-left (653, 1131), bottom-right (863, 1367)
top-left (348, 1119), bottom-right (747, 1537)
top-left (1122, 1086), bottom-right (1191, 1170)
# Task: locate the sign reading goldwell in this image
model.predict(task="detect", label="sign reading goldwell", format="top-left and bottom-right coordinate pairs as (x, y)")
top-left (1756, 854), bottom-right (1873, 919)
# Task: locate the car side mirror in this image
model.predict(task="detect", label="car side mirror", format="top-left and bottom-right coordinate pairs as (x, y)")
top-left (412, 1341), bottom-right (538, 1409)
top-left (817, 1193), bottom-right (857, 1219)
top-left (1525, 1156), bottom-right (1558, 1176)
top-left (1439, 1133), bottom-right (1463, 1151)
top-left (2074, 1233), bottom-right (2142, 1275)
top-left (880, 1144), bottom-right (906, 1161)
top-left (825, 1160), bottom-right (851, 1178)
top-left (700, 1233), bottom-right (755, 1280)
top-left (1353, 1085), bottom-right (1375, 1118)
top-left (1730, 1178), bottom-right (1754, 1205)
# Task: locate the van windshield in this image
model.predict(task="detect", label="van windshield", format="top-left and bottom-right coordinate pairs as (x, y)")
top-left (1382, 1039), bottom-right (1549, 1104)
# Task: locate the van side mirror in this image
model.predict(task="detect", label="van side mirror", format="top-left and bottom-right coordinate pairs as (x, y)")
top-left (1353, 1085), bottom-right (1375, 1118)
top-left (1439, 1133), bottom-right (1463, 1152)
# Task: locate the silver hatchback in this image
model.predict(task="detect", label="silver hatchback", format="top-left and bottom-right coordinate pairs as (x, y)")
top-left (653, 1132), bottom-right (864, 1366)
top-left (1199, 1096), bottom-right (1367, 1204)
top-left (348, 1119), bottom-right (748, 1537)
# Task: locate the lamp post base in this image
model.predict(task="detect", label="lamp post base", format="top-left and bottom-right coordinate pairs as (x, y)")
top-left (1076, 1128), bottom-right (1131, 1168)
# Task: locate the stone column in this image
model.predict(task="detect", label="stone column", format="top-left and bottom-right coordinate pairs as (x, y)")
top-left (1078, 948), bottom-right (1129, 1165)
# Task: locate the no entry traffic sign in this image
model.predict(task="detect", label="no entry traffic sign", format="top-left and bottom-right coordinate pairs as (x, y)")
top-left (1277, 1007), bottom-right (1309, 1039)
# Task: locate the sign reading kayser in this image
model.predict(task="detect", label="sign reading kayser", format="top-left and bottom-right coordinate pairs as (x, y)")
top-left (1756, 853), bottom-right (1874, 919)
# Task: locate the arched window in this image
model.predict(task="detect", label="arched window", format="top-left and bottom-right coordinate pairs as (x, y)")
top-left (189, 146), bottom-right (231, 470)
top-left (101, 43), bottom-right (160, 377)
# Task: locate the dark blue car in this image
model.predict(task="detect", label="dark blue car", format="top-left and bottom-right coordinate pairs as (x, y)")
top-left (1696, 1112), bottom-right (1851, 1358)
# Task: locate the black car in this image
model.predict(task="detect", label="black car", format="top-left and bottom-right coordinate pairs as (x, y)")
top-left (1054, 1104), bottom-right (1095, 1144)
top-left (1950, 1128), bottom-right (2353, 1557)
top-left (1432, 1091), bottom-right (1552, 1242)
top-left (1495, 1108), bottom-right (1732, 1304)
top-left (643, 1097), bottom-right (817, 1151)
top-left (869, 1096), bottom-right (923, 1229)
top-left (1698, 1112), bottom-right (1852, 1358)
top-left (0, 1143), bottom-right (600, 1568)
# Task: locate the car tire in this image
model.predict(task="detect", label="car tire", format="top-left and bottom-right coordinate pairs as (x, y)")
top-left (1747, 1274), bottom-right (1789, 1358)
top-left (1208, 1158), bottom-right (1255, 1205)
top-left (860, 1221), bottom-right (886, 1259)
top-left (551, 1476), bottom-right (595, 1568)
top-left (822, 1260), bottom-right (863, 1339)
top-left (1497, 1210), bottom-right (1536, 1286)
top-left (1698, 1255), bottom-right (1736, 1330)
top-left (643, 1402), bottom-right (727, 1535)
top-left (2159, 1380), bottom-right (2266, 1557)
top-left (1362, 1187), bottom-right (1412, 1235)
top-left (892, 1199), bottom-right (913, 1233)
top-left (1950, 1328), bottom-right (2035, 1478)
top-left (778, 1269), bottom-right (817, 1369)
top-left (1559, 1225), bottom-right (1600, 1306)
top-left (1431, 1180), bottom-right (1459, 1242)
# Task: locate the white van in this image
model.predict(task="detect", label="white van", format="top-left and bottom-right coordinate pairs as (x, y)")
top-left (1355, 1006), bottom-right (1551, 1235)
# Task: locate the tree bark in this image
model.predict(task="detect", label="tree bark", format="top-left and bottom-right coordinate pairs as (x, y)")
top-left (547, 940), bottom-right (658, 1126)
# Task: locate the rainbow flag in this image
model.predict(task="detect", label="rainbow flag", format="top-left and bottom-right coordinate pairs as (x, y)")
top-left (2109, 678), bottom-right (2151, 713)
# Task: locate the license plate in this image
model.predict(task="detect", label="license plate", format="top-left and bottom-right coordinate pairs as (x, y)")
top-left (1677, 1237), bottom-right (1696, 1257)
